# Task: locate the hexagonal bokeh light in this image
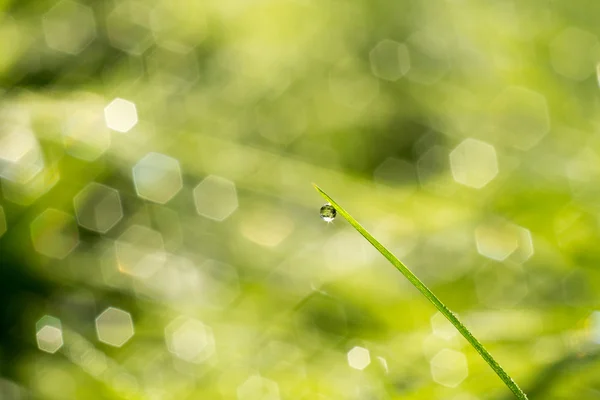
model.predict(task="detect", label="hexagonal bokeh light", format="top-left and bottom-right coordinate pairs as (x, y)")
top-left (164, 317), bottom-right (215, 364)
top-left (115, 225), bottom-right (165, 278)
top-left (95, 307), bottom-right (134, 347)
top-left (475, 221), bottom-right (518, 262)
top-left (73, 182), bottom-right (123, 233)
top-left (193, 175), bottom-right (238, 221)
top-left (475, 220), bottom-right (534, 263)
top-left (132, 152), bottom-right (182, 204)
top-left (449, 138), bottom-right (498, 189)
top-left (237, 375), bottom-right (280, 400)
top-left (30, 209), bottom-right (79, 259)
top-left (369, 39), bottom-right (410, 81)
top-left (347, 346), bottom-right (371, 370)
top-left (42, 0), bottom-right (97, 55)
top-left (104, 98), bottom-right (138, 133)
top-left (36, 316), bottom-right (63, 354)
top-left (430, 349), bottom-right (469, 388)
top-left (0, 205), bottom-right (6, 238)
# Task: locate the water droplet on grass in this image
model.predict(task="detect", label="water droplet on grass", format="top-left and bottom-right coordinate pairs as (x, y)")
top-left (320, 203), bottom-right (336, 222)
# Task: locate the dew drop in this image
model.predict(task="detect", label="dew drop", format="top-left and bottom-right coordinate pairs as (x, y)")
top-left (320, 203), bottom-right (336, 222)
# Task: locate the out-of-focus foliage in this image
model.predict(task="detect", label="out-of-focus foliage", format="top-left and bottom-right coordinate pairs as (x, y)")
top-left (1, 0), bottom-right (600, 399)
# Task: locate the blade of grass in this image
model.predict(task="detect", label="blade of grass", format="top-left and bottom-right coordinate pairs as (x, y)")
top-left (313, 184), bottom-right (528, 400)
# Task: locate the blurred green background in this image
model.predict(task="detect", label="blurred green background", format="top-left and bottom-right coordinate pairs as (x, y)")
top-left (1, 0), bottom-right (600, 399)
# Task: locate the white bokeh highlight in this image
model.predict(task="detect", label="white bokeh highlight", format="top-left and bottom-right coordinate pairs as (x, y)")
top-left (450, 138), bottom-right (498, 189)
top-left (132, 152), bottom-right (182, 204)
top-left (193, 175), bottom-right (238, 221)
top-left (347, 346), bottom-right (371, 371)
top-left (36, 320), bottom-right (64, 354)
top-left (104, 98), bottom-right (138, 133)
top-left (95, 307), bottom-right (134, 347)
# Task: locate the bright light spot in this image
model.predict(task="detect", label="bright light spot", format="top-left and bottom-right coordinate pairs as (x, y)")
top-left (36, 317), bottom-right (64, 354)
top-left (132, 152), bottom-right (182, 204)
top-left (237, 375), bottom-right (280, 400)
top-left (430, 349), bottom-right (468, 388)
top-left (193, 175), bottom-right (238, 221)
top-left (30, 209), bottom-right (79, 259)
top-left (347, 346), bottom-right (371, 370)
top-left (165, 317), bottom-right (215, 363)
top-left (369, 39), bottom-right (410, 81)
top-left (104, 98), bottom-right (138, 133)
top-left (550, 27), bottom-right (600, 81)
top-left (449, 138), bottom-right (498, 189)
top-left (42, 0), bottom-right (96, 54)
top-left (95, 307), bottom-right (134, 347)
top-left (73, 183), bottom-right (123, 233)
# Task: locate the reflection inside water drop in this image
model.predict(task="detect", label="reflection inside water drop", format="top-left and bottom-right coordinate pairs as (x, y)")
top-left (320, 203), bottom-right (336, 222)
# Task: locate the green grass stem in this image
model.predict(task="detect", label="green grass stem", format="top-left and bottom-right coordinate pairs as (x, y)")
top-left (313, 184), bottom-right (528, 400)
